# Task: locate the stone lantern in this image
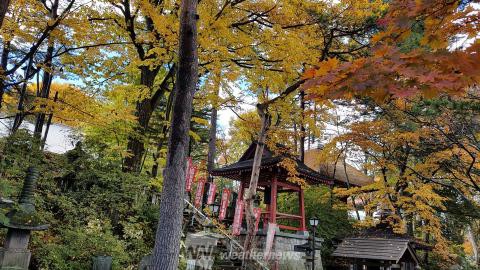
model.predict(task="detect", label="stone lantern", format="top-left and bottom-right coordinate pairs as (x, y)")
top-left (0, 167), bottom-right (49, 270)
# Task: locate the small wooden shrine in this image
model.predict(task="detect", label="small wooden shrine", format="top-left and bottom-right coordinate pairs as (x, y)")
top-left (332, 214), bottom-right (429, 270)
top-left (333, 237), bottom-right (420, 270)
top-left (211, 142), bottom-right (345, 232)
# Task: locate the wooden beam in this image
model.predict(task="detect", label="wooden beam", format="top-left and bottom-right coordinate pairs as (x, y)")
top-left (276, 181), bottom-right (301, 190)
top-left (257, 180), bottom-right (301, 191)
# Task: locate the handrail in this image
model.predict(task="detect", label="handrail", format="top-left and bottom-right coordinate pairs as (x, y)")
top-left (276, 212), bottom-right (302, 219)
top-left (183, 199), bottom-right (270, 270)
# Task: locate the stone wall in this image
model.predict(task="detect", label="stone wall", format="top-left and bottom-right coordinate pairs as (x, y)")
top-left (182, 229), bottom-right (323, 270)
top-left (237, 230), bottom-right (323, 270)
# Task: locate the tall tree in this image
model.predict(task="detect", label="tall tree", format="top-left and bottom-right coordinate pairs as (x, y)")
top-left (243, 79), bottom-right (305, 255)
top-left (151, 0), bottom-right (198, 268)
top-left (240, 0), bottom-right (386, 256)
top-left (115, 0), bottom-right (176, 173)
top-left (0, 0), bottom-right (76, 110)
top-left (33, 0), bottom-right (59, 139)
top-left (0, 0), bottom-right (10, 29)
top-left (206, 73), bottom-right (221, 173)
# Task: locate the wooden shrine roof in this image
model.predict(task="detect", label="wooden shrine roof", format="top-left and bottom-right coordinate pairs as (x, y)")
top-left (210, 142), bottom-right (333, 186)
top-left (211, 155), bottom-right (333, 185)
top-left (332, 238), bottom-right (419, 264)
top-left (211, 142), bottom-right (373, 187)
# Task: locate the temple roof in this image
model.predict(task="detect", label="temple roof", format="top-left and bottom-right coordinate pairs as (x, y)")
top-left (304, 149), bottom-right (373, 187)
top-left (210, 142), bottom-right (333, 185)
top-left (332, 237), bottom-right (419, 264)
top-left (211, 142), bottom-right (373, 187)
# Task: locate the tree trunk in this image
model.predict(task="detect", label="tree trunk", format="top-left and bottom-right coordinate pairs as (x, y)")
top-left (467, 225), bottom-right (479, 266)
top-left (207, 107), bottom-right (217, 172)
top-left (293, 121), bottom-right (298, 152)
top-left (151, 84), bottom-right (175, 178)
top-left (151, 0), bottom-right (198, 268)
top-left (343, 157), bottom-right (361, 221)
top-left (124, 67), bottom-right (158, 173)
top-left (243, 106), bottom-right (270, 256)
top-left (311, 102), bottom-right (317, 148)
top-left (33, 45), bottom-right (54, 140)
top-left (11, 56), bottom-right (33, 133)
top-left (33, 0), bottom-right (58, 139)
top-left (0, 40), bottom-right (9, 109)
top-left (0, 0), bottom-right (11, 30)
top-left (40, 91), bottom-right (58, 149)
top-left (207, 79), bottom-right (220, 174)
top-left (122, 5), bottom-right (169, 174)
top-left (299, 90), bottom-right (305, 162)
top-left (33, 44), bottom-right (54, 139)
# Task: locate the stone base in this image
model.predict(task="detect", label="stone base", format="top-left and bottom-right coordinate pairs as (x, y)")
top-left (0, 248), bottom-right (31, 270)
top-left (238, 230), bottom-right (323, 270)
top-left (182, 230), bottom-right (323, 270)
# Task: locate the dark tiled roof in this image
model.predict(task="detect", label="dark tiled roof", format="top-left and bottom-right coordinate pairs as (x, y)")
top-left (211, 155), bottom-right (333, 185)
top-left (332, 238), bottom-right (419, 264)
top-left (212, 142), bottom-right (372, 187)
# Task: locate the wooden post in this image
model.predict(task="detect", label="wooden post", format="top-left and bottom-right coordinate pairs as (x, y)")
top-left (263, 189), bottom-right (269, 231)
top-left (238, 180), bottom-right (245, 201)
top-left (238, 180), bottom-right (245, 229)
top-left (299, 189), bottom-right (306, 231)
top-left (270, 175), bottom-right (277, 224)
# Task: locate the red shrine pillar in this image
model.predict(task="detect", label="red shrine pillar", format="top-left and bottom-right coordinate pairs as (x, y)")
top-left (299, 189), bottom-right (306, 231)
top-left (269, 175), bottom-right (278, 224)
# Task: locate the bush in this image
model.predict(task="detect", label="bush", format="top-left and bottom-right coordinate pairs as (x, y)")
top-left (0, 132), bottom-right (158, 269)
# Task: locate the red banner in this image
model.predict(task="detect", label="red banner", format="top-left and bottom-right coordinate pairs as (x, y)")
top-left (185, 158), bottom-right (197, 192)
top-left (219, 188), bottom-right (231, 221)
top-left (207, 183), bottom-right (217, 204)
top-left (232, 199), bottom-right (244, 235)
top-left (254, 208), bottom-right (262, 234)
top-left (194, 178), bottom-right (206, 208)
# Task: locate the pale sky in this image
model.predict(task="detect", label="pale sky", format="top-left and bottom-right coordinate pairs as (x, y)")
top-left (0, 119), bottom-right (76, 153)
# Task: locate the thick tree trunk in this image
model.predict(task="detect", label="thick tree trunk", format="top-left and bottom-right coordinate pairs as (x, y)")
top-left (124, 64), bottom-right (174, 173)
top-left (124, 67), bottom-right (158, 173)
top-left (0, 0), bottom-right (11, 30)
top-left (151, 85), bottom-right (175, 178)
top-left (151, 0), bottom-right (198, 268)
top-left (120, 0), bottom-right (170, 173)
top-left (243, 106), bottom-right (270, 256)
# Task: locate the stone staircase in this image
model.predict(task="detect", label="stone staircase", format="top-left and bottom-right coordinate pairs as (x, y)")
top-left (182, 199), bottom-right (269, 270)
